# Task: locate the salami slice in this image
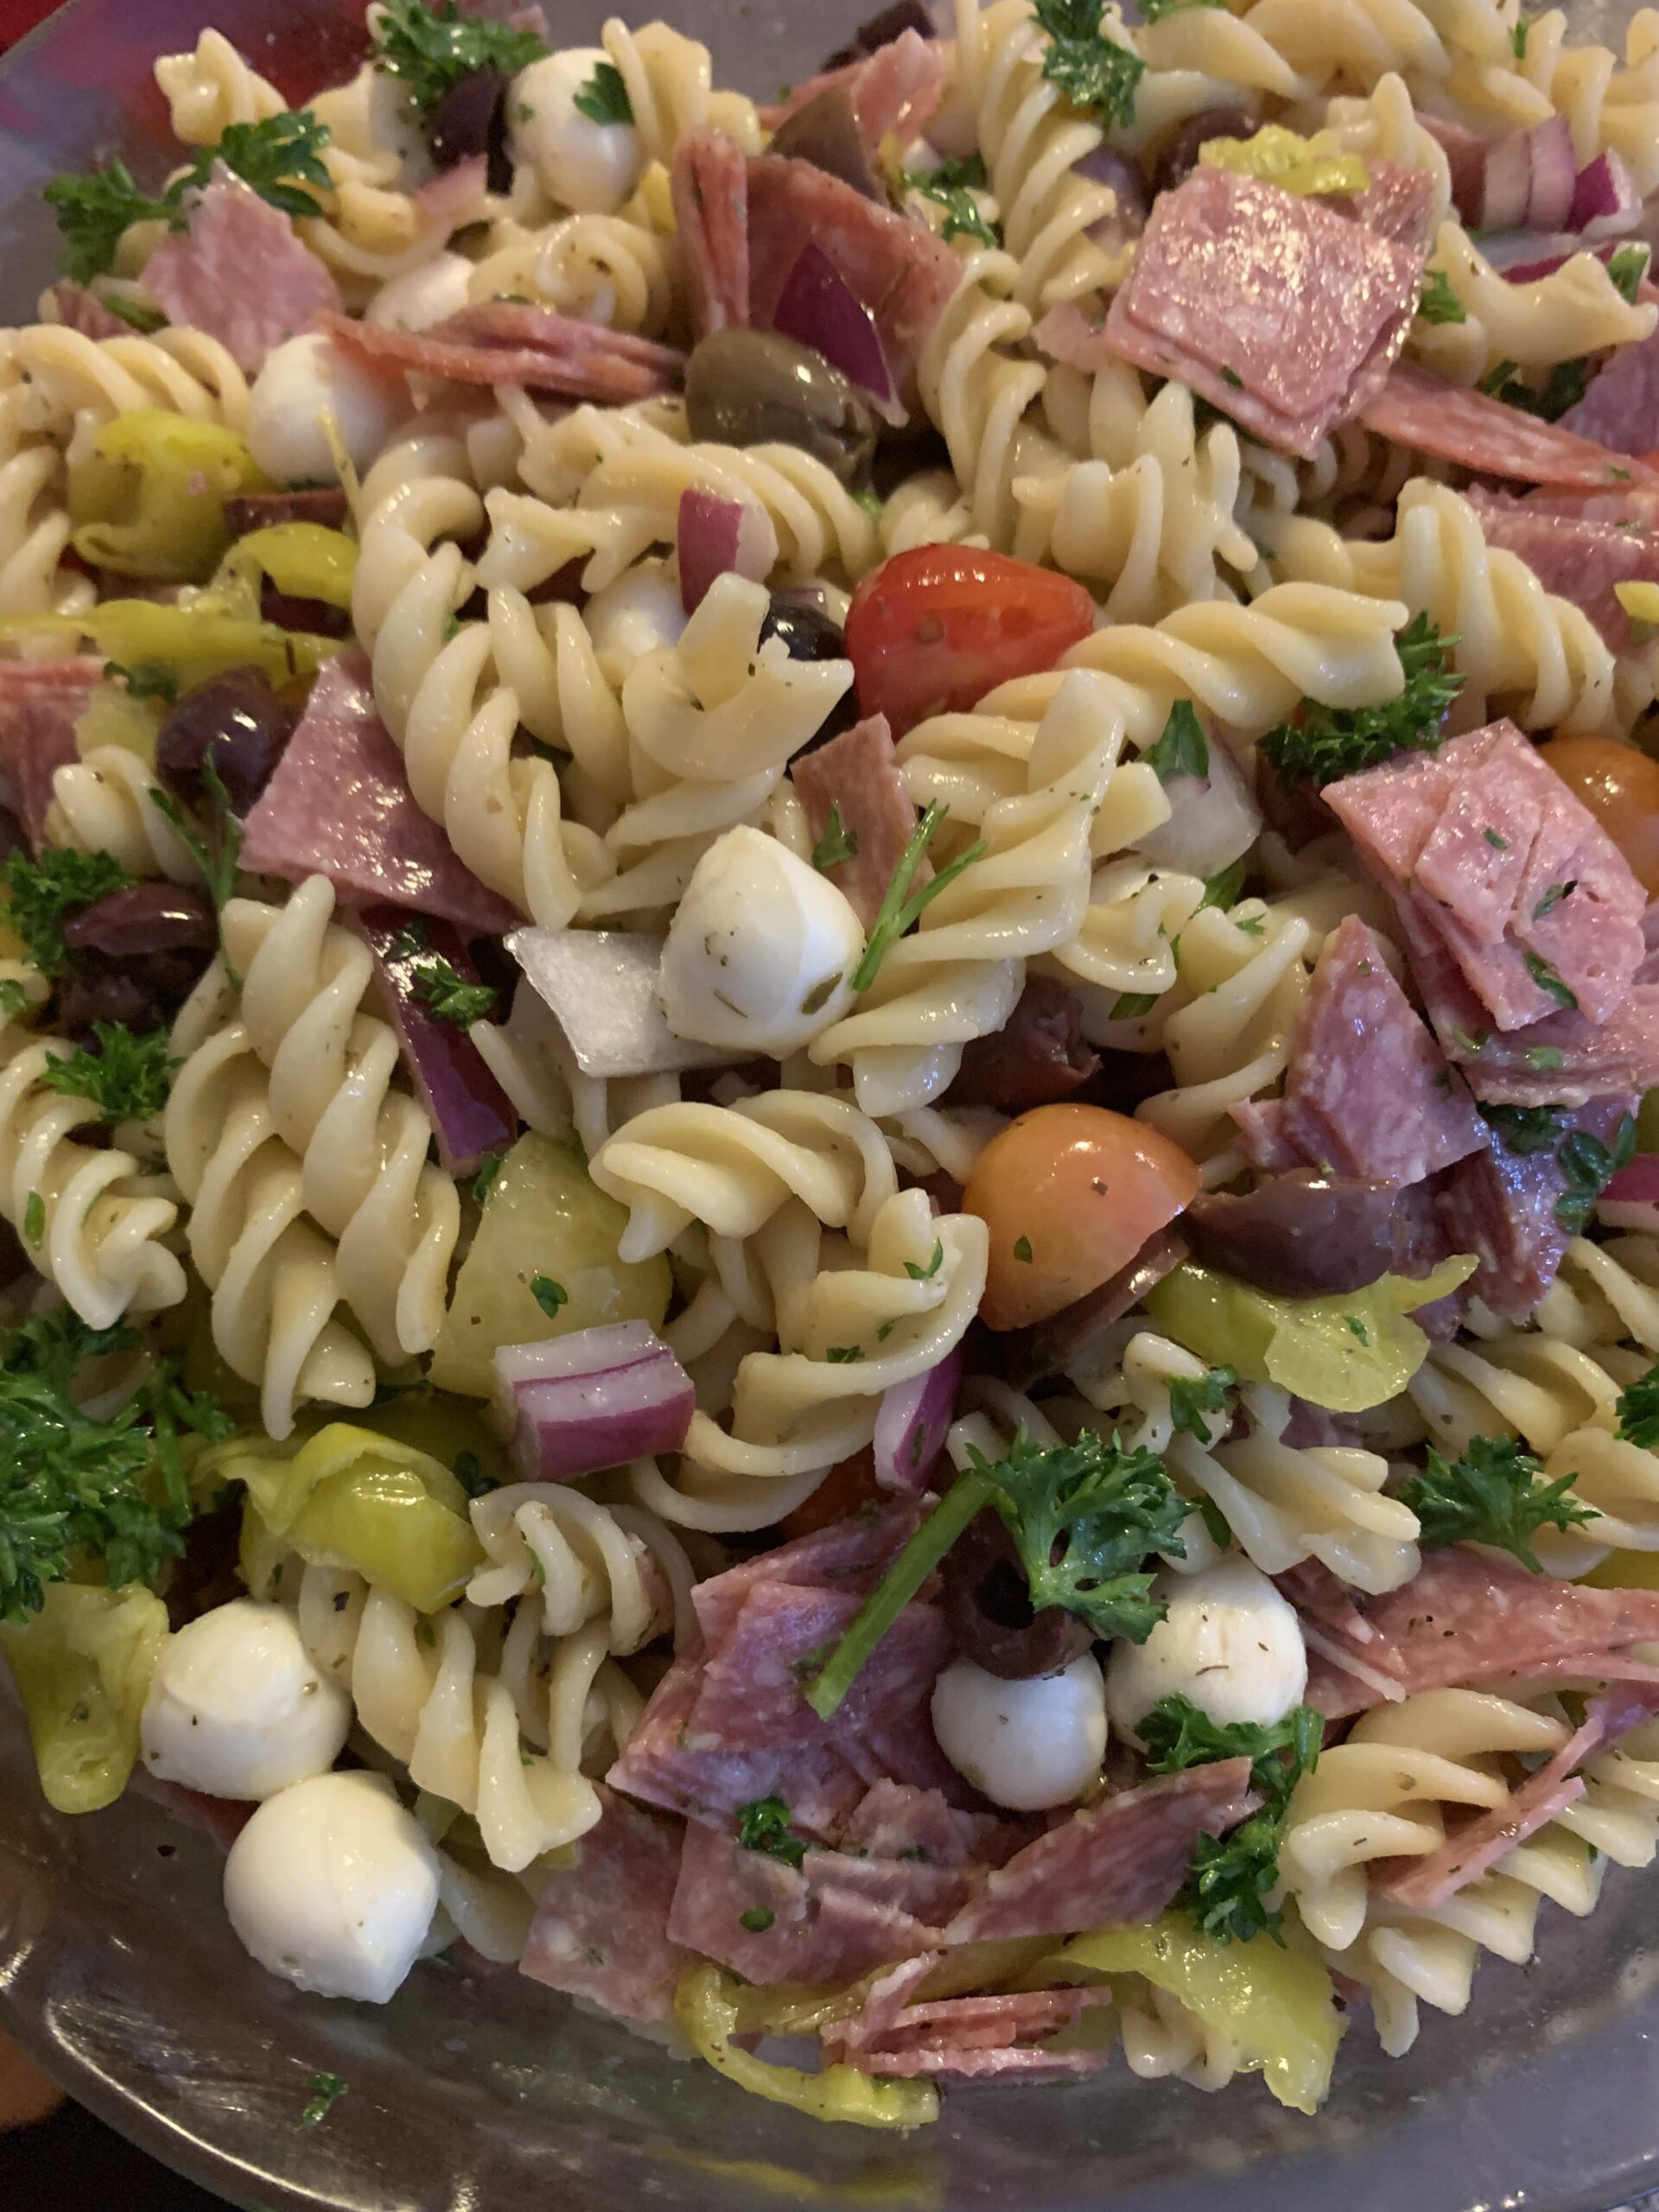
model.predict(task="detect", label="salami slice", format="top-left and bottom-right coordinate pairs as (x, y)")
top-left (1359, 360), bottom-right (1656, 489)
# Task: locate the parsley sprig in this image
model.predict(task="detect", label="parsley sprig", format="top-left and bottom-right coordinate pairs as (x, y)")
top-left (1139, 1694), bottom-right (1323, 1944)
top-left (906, 153), bottom-right (1001, 248)
top-left (1034, 0), bottom-right (1145, 126)
top-left (851, 801), bottom-right (986, 993)
top-left (1395, 1433), bottom-right (1594, 1573)
top-left (804, 1427), bottom-right (1185, 1719)
top-left (1415, 267), bottom-right (1467, 326)
top-left (38, 1023), bottom-right (180, 1124)
top-left (46, 112), bottom-right (332, 284)
top-left (1478, 1105), bottom-right (1635, 1232)
top-left (1258, 612), bottom-right (1463, 790)
top-left (370, 0), bottom-right (550, 117)
top-left (0, 1311), bottom-right (231, 1624)
top-left (735, 1794), bottom-right (809, 1870)
top-left (3, 848), bottom-right (134, 976)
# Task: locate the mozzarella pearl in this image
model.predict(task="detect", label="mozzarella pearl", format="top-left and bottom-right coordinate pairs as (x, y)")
top-left (584, 559), bottom-right (688, 672)
top-left (511, 50), bottom-right (645, 213)
top-left (246, 333), bottom-right (406, 486)
top-left (224, 1770), bottom-right (441, 2004)
top-left (365, 251), bottom-right (474, 334)
top-left (660, 826), bottom-right (862, 1055)
top-left (931, 1653), bottom-right (1109, 1811)
top-left (1106, 1557), bottom-right (1308, 1740)
top-left (140, 1599), bottom-right (350, 1802)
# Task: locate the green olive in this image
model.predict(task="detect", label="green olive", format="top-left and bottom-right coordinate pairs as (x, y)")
top-left (767, 86), bottom-right (883, 202)
top-left (684, 327), bottom-right (878, 483)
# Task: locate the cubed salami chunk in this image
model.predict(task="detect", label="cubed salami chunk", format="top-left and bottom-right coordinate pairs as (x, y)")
top-left (1101, 168), bottom-right (1423, 459)
top-left (671, 130), bottom-right (749, 341)
top-left (1302, 1548), bottom-right (1659, 1719)
top-left (239, 653), bottom-right (518, 934)
top-left (1434, 1093), bottom-right (1636, 1320)
top-left (1559, 323), bottom-right (1659, 456)
top-left (1358, 359), bottom-right (1655, 489)
top-left (942, 1761), bottom-right (1259, 1942)
top-left (1233, 915), bottom-right (1487, 1185)
top-left (1464, 487), bottom-right (1659, 650)
top-left (761, 29), bottom-right (947, 149)
top-left (519, 1784), bottom-right (690, 2022)
top-left (318, 308), bottom-right (683, 404)
top-left (47, 282), bottom-right (128, 339)
top-left (143, 175), bottom-right (341, 373)
top-left (791, 713), bottom-right (923, 931)
top-left (944, 973), bottom-right (1098, 1110)
top-left (1325, 721), bottom-right (1648, 1031)
top-left (747, 154), bottom-right (959, 390)
top-left (0, 658), bottom-right (102, 849)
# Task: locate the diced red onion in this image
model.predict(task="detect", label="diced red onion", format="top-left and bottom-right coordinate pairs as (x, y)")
top-left (359, 907), bottom-right (518, 1179)
top-left (771, 240), bottom-right (901, 417)
top-left (505, 925), bottom-right (734, 1077)
top-left (1480, 129), bottom-right (1533, 232)
top-left (492, 1321), bottom-right (695, 1483)
top-left (1569, 149), bottom-right (1643, 236)
top-left (872, 1341), bottom-right (964, 1492)
top-left (1525, 115), bottom-right (1578, 232)
top-left (1420, 112), bottom-right (1487, 224)
top-left (677, 487), bottom-right (775, 614)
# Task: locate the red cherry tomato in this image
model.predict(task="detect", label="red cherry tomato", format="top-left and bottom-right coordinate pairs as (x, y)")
top-left (844, 546), bottom-right (1096, 738)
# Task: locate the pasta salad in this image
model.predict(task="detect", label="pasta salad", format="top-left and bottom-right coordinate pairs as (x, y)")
top-left (7, 0), bottom-right (1659, 2132)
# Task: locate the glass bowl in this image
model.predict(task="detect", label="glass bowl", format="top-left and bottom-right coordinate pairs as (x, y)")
top-left (5, 2), bottom-right (1659, 2204)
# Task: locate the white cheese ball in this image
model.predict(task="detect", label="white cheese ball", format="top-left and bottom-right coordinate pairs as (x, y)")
top-left (660, 825), bottom-right (862, 1056)
top-left (141, 1599), bottom-right (350, 1802)
top-left (246, 332), bottom-right (406, 486)
top-left (365, 250), bottom-right (474, 334)
top-left (511, 49), bottom-right (645, 213)
top-left (1106, 1557), bottom-right (1308, 1740)
top-left (225, 1770), bottom-right (441, 2004)
top-left (584, 559), bottom-right (688, 672)
top-left (931, 1653), bottom-right (1109, 1812)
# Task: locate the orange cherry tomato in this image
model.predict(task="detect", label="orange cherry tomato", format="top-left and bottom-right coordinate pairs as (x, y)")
top-left (963, 1103), bottom-right (1201, 1332)
top-left (844, 545), bottom-right (1096, 738)
top-left (1538, 734), bottom-right (1659, 896)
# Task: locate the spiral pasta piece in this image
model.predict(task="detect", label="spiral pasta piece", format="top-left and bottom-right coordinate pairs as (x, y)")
top-left (0, 384), bottom-right (80, 620)
top-left (1237, 0), bottom-right (1512, 93)
top-left (0, 324), bottom-right (251, 432)
top-left (48, 747), bottom-right (204, 883)
top-left (1411, 220), bottom-right (1656, 385)
top-left (916, 243), bottom-right (1058, 554)
top-left (598, 16), bottom-right (761, 165)
top-left (467, 1483), bottom-right (695, 1655)
top-left (466, 211), bottom-right (677, 337)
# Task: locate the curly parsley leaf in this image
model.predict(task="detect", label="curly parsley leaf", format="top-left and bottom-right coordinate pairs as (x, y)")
top-left (1415, 267), bottom-right (1467, 325)
top-left (1033, 0), bottom-right (1145, 126)
top-left (1143, 697), bottom-right (1209, 785)
top-left (1617, 1362), bottom-right (1659, 1449)
top-left (735, 1794), bottom-right (808, 1871)
top-left (1258, 612), bottom-right (1463, 790)
top-left (573, 59), bottom-right (634, 126)
top-left (1609, 243), bottom-right (1651, 306)
top-left (410, 955), bottom-right (498, 1027)
top-left (44, 158), bottom-right (175, 284)
top-left (810, 801), bottom-right (859, 874)
top-left (852, 800), bottom-right (986, 992)
top-left (370, 0), bottom-right (550, 117)
top-left (1166, 1363), bottom-right (1236, 1445)
top-left (1395, 1433), bottom-right (1595, 1573)
top-left (37, 1023), bottom-right (180, 1124)
top-left (1554, 1114), bottom-right (1635, 1234)
top-left (210, 111), bottom-right (332, 219)
top-left (2, 847), bottom-right (134, 977)
top-left (1141, 1694), bottom-right (1324, 1944)
top-left (906, 152), bottom-right (1001, 248)
top-left (529, 1274), bottom-right (568, 1319)
top-left (299, 2072), bottom-right (349, 2129)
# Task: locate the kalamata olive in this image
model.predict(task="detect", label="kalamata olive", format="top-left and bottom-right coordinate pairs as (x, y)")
top-left (1152, 108), bottom-right (1258, 199)
top-left (684, 329), bottom-right (878, 484)
top-left (64, 882), bottom-right (217, 957)
top-left (155, 669), bottom-right (299, 816)
top-left (947, 976), bottom-right (1098, 1111)
top-left (0, 1213), bottom-right (29, 1291)
top-left (425, 65), bottom-right (512, 189)
top-left (259, 580), bottom-right (353, 640)
top-left (768, 86), bottom-right (884, 201)
top-left (57, 967), bottom-right (168, 1039)
top-left (761, 593), bottom-right (861, 747)
top-left (944, 1509), bottom-right (1094, 1681)
top-left (1001, 1224), bottom-right (1189, 1389)
top-left (1184, 1168), bottom-right (1400, 1297)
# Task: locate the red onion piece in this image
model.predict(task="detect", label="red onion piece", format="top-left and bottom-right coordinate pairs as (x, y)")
top-left (771, 240), bottom-right (900, 416)
top-left (1480, 129), bottom-right (1533, 232)
top-left (492, 1320), bottom-right (695, 1483)
top-left (1598, 1153), bottom-right (1659, 1230)
top-left (1568, 149), bottom-right (1643, 236)
top-left (677, 487), bottom-right (775, 614)
top-left (1420, 112), bottom-right (1487, 225)
top-left (872, 1341), bottom-right (963, 1492)
top-left (1525, 115), bottom-right (1578, 232)
top-left (359, 906), bottom-right (518, 1179)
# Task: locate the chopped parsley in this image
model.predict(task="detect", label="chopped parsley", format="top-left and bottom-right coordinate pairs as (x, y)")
top-left (1198, 860), bottom-right (1247, 913)
top-left (905, 152), bottom-right (1001, 248)
top-left (105, 660), bottom-right (178, 704)
top-left (1033, 0), bottom-right (1145, 127)
top-left (0, 979), bottom-right (29, 1025)
top-left (22, 1192), bottom-right (44, 1250)
top-left (1140, 1694), bottom-right (1323, 1945)
top-left (1396, 1433), bottom-right (1594, 1573)
top-left (471, 1151), bottom-right (504, 1208)
top-left (851, 801), bottom-right (986, 993)
top-left (1258, 613), bottom-right (1462, 790)
top-left (1013, 1234), bottom-right (1034, 1263)
top-left (1554, 1113), bottom-right (1636, 1234)
top-left (1512, 15), bottom-right (1529, 56)
top-left (299, 2071), bottom-right (349, 2129)
top-left (1609, 243), bottom-right (1651, 306)
top-left (1480, 355), bottom-right (1591, 424)
top-left (410, 956), bottom-right (498, 1028)
top-left (1522, 950), bottom-right (1578, 1011)
top-left (530, 1274), bottom-right (568, 1319)
top-left (735, 1795), bottom-right (808, 1871)
top-left (1478, 1103), bottom-right (1562, 1156)
top-left (1533, 880), bottom-right (1575, 921)
top-left (810, 803), bottom-right (859, 874)
top-left (739, 1905), bottom-right (776, 1933)
top-left (1143, 698), bottom-right (1209, 785)
top-left (37, 1023), bottom-right (180, 1124)
top-left (2, 847), bottom-right (134, 976)
top-left (1616, 1363), bottom-right (1659, 1449)
top-left (1110, 989), bottom-right (1162, 1020)
top-left (370, 0), bottom-right (550, 117)
top-left (1415, 267), bottom-right (1467, 326)
top-left (1166, 1363), bottom-right (1236, 1446)
top-left (904, 1238), bottom-right (944, 1281)
top-left (1139, 0), bottom-right (1224, 16)
top-left (824, 1344), bottom-right (866, 1363)
top-left (1483, 827), bottom-right (1509, 851)
top-left (573, 59), bottom-right (634, 125)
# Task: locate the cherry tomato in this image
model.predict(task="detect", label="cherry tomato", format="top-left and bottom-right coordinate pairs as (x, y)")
top-left (963, 1103), bottom-right (1201, 1332)
top-left (844, 545), bottom-right (1096, 738)
top-left (1537, 734), bottom-right (1659, 895)
top-left (778, 1446), bottom-right (884, 1539)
